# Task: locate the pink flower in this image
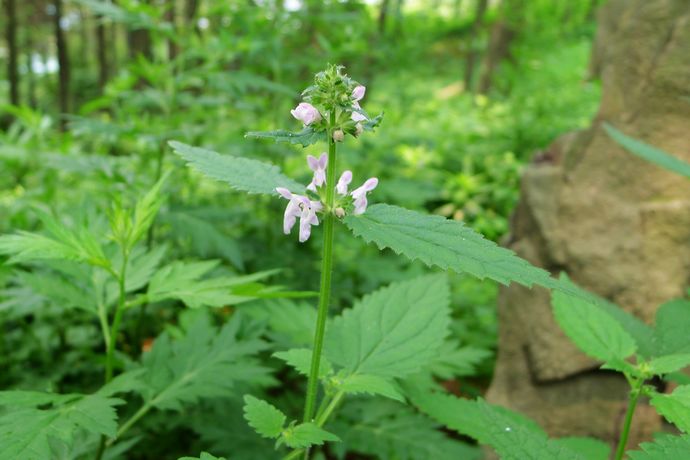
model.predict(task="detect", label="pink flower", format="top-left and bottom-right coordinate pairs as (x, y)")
top-left (352, 85), bottom-right (366, 102)
top-left (351, 86), bottom-right (368, 122)
top-left (276, 187), bottom-right (323, 242)
top-left (351, 178), bottom-right (378, 215)
top-left (336, 170), bottom-right (353, 196)
top-left (290, 102), bottom-right (322, 126)
top-left (306, 153), bottom-right (328, 192)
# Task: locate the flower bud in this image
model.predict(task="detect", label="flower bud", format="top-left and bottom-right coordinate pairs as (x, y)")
top-left (333, 129), bottom-right (345, 142)
top-left (355, 123), bottom-right (364, 136)
top-left (290, 102), bottom-right (322, 126)
top-left (335, 207), bottom-right (346, 218)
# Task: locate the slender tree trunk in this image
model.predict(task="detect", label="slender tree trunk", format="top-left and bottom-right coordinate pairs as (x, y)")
top-left (128, 0), bottom-right (153, 60)
top-left (378, 0), bottom-right (390, 35)
top-left (477, 0), bottom-right (522, 94)
top-left (165, 0), bottom-right (178, 61)
top-left (4, 0), bottom-right (20, 106)
top-left (54, 0), bottom-right (71, 126)
top-left (96, 13), bottom-right (109, 89)
top-left (25, 29), bottom-right (37, 108)
top-left (463, 0), bottom-right (488, 92)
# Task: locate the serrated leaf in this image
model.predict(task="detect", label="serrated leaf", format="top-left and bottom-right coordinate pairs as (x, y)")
top-left (169, 141), bottom-right (305, 194)
top-left (324, 275), bottom-right (450, 378)
top-left (136, 316), bottom-right (272, 411)
top-left (245, 126), bottom-right (326, 147)
top-left (429, 342), bottom-right (493, 379)
top-left (273, 348), bottom-right (332, 379)
top-left (333, 400), bottom-right (480, 460)
top-left (653, 299), bottom-right (690, 356)
top-left (0, 392), bottom-right (122, 459)
top-left (344, 204), bottom-right (561, 290)
top-left (559, 274), bottom-right (655, 357)
top-left (552, 289), bottom-right (637, 365)
top-left (178, 453), bottom-right (226, 460)
top-left (242, 395), bottom-right (286, 439)
top-left (414, 393), bottom-right (590, 459)
top-left (604, 123), bottom-right (690, 179)
top-left (647, 354), bottom-right (690, 375)
top-left (554, 437), bottom-right (610, 459)
top-left (339, 374), bottom-right (404, 402)
top-left (282, 423), bottom-right (339, 449)
top-left (627, 434), bottom-right (690, 459)
top-left (650, 385), bottom-right (690, 432)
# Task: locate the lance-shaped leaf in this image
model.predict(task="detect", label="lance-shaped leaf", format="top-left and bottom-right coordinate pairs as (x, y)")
top-left (169, 141), bottom-right (305, 195)
top-left (551, 289), bottom-right (637, 366)
top-left (627, 434), bottom-right (690, 459)
top-left (245, 127), bottom-right (326, 147)
top-left (344, 204), bottom-right (561, 290)
top-left (0, 391), bottom-right (123, 459)
top-left (324, 275), bottom-right (450, 378)
top-left (604, 123), bottom-right (690, 179)
top-left (414, 393), bottom-right (607, 460)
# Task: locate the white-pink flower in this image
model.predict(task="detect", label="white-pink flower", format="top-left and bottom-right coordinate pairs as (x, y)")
top-left (306, 153), bottom-right (328, 192)
top-left (351, 178), bottom-right (378, 215)
top-left (291, 102), bottom-right (322, 126)
top-left (352, 85), bottom-right (366, 102)
top-left (351, 85), bottom-right (368, 122)
top-left (336, 170), bottom-right (353, 196)
top-left (276, 187), bottom-right (323, 242)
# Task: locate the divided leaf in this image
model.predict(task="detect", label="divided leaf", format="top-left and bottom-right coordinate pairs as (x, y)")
top-left (324, 275), bottom-right (450, 378)
top-left (551, 289), bottom-right (637, 366)
top-left (604, 123), bottom-right (690, 179)
top-left (243, 395), bottom-right (286, 439)
top-left (282, 423), bottom-right (340, 449)
top-left (650, 385), bottom-right (690, 433)
top-left (169, 141), bottom-right (305, 195)
top-left (0, 392), bottom-right (122, 459)
top-left (344, 204), bottom-right (562, 290)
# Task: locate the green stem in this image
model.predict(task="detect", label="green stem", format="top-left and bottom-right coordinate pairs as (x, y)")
top-left (614, 379), bottom-right (643, 460)
top-left (285, 391), bottom-right (345, 460)
top-left (301, 110), bottom-right (338, 460)
top-left (108, 401), bottom-right (153, 445)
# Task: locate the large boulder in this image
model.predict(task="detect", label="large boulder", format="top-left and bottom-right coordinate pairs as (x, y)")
top-left (486, 0), bottom-right (690, 445)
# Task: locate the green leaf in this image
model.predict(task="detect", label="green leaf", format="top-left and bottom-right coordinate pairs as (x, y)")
top-left (0, 392), bottom-right (122, 459)
top-left (414, 393), bottom-right (591, 459)
top-left (647, 354), bottom-right (690, 375)
top-left (429, 342), bottom-right (493, 379)
top-left (282, 422), bottom-right (339, 449)
top-left (604, 123), bottom-right (690, 179)
top-left (558, 274), bottom-right (655, 357)
top-left (339, 374), bottom-right (404, 402)
top-left (324, 275), bottom-right (450, 378)
top-left (627, 434), bottom-right (690, 459)
top-left (653, 299), bottom-right (690, 356)
top-left (344, 204), bottom-right (561, 290)
top-left (245, 126), bottom-right (326, 147)
top-left (129, 172), bottom-right (168, 246)
top-left (333, 400), bottom-right (480, 460)
top-left (273, 348), bottom-right (332, 379)
top-left (650, 385), bottom-right (690, 432)
top-left (243, 395), bottom-right (286, 439)
top-left (554, 437), bottom-right (610, 459)
top-left (136, 316), bottom-right (272, 411)
top-left (178, 453), bottom-right (226, 460)
top-left (169, 141), bottom-right (305, 195)
top-left (551, 289), bottom-right (637, 365)
top-left (0, 211), bottom-right (108, 268)
top-left (147, 260), bottom-right (278, 308)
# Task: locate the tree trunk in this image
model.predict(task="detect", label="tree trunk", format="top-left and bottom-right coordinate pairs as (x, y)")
top-left (128, 0), bottom-right (153, 60)
top-left (96, 12), bottom-right (109, 89)
top-left (463, 0), bottom-right (488, 92)
top-left (4, 0), bottom-right (20, 106)
top-left (54, 0), bottom-right (70, 126)
top-left (24, 28), bottom-right (36, 108)
top-left (378, 0), bottom-right (390, 35)
top-left (477, 0), bottom-right (522, 94)
top-left (165, 0), bottom-right (178, 61)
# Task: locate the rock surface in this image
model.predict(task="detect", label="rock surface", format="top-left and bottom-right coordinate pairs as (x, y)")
top-left (486, 0), bottom-right (690, 447)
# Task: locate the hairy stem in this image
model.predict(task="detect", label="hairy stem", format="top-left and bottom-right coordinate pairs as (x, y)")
top-left (614, 379), bottom-right (643, 460)
top-left (301, 109), bottom-right (338, 459)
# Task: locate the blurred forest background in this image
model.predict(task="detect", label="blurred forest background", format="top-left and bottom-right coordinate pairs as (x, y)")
top-left (0, 0), bottom-right (604, 457)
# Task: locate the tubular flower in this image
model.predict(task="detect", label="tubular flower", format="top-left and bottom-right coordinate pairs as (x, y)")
top-left (276, 187), bottom-right (323, 242)
top-left (306, 153), bottom-right (328, 192)
top-left (291, 102), bottom-right (322, 125)
top-left (336, 170), bottom-right (353, 196)
top-left (351, 178), bottom-right (379, 215)
top-left (351, 85), bottom-right (368, 122)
